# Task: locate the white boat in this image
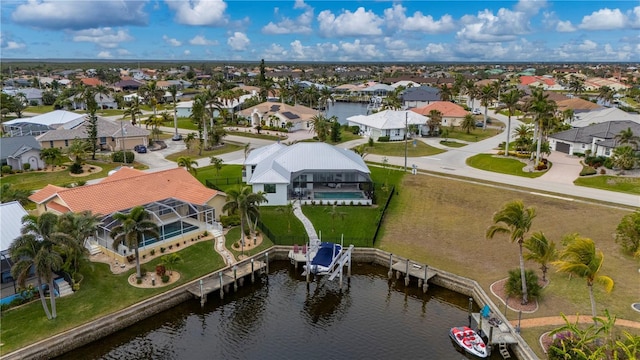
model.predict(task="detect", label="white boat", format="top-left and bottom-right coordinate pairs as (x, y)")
top-left (449, 326), bottom-right (488, 358)
top-left (303, 242), bottom-right (342, 275)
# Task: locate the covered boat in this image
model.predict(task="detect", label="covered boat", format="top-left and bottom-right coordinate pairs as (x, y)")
top-left (449, 326), bottom-right (488, 358)
top-left (303, 242), bottom-right (342, 275)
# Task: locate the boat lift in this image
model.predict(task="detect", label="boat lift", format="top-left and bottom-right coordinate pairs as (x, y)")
top-left (300, 236), bottom-right (354, 290)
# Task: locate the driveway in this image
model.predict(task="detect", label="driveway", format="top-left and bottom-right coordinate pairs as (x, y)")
top-left (539, 151), bottom-right (583, 184)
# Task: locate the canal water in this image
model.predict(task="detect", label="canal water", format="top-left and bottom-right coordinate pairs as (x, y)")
top-left (61, 262), bottom-right (510, 359)
top-left (325, 102), bottom-right (370, 125)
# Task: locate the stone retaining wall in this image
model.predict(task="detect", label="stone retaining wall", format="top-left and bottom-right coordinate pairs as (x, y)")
top-left (2, 246), bottom-right (538, 360)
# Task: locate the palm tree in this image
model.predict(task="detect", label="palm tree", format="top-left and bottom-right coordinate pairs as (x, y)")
top-left (209, 156), bottom-right (224, 176)
top-left (184, 132), bottom-right (197, 154)
top-left (276, 202), bottom-right (295, 233)
top-left (10, 213), bottom-right (67, 319)
top-left (523, 231), bottom-right (557, 282)
top-left (460, 114), bottom-right (476, 134)
top-left (0, 183), bottom-right (32, 205)
top-left (614, 127), bottom-right (639, 149)
top-left (500, 89), bottom-right (523, 157)
top-left (611, 145), bottom-right (637, 171)
top-left (318, 87), bottom-right (334, 114)
top-left (57, 211), bottom-right (101, 277)
top-left (464, 80), bottom-right (478, 109)
top-left (528, 88), bottom-right (557, 164)
top-left (427, 110), bottom-right (442, 136)
top-left (40, 147), bottom-right (63, 171)
top-left (568, 75), bottom-right (585, 96)
top-left (161, 253), bottom-right (182, 275)
top-left (486, 200), bottom-right (537, 304)
top-left (325, 204), bottom-right (347, 232)
top-left (141, 80), bottom-right (163, 116)
top-left (222, 186), bottom-right (268, 255)
top-left (438, 83), bottom-right (452, 102)
top-left (310, 114), bottom-right (329, 142)
top-left (110, 206), bottom-right (160, 279)
top-left (478, 84), bottom-right (497, 129)
top-left (554, 234), bottom-right (614, 319)
top-left (176, 156), bottom-right (198, 175)
top-left (123, 97), bottom-right (143, 126)
top-left (168, 85), bottom-right (180, 139)
top-left (94, 84), bottom-right (110, 110)
top-left (191, 95), bottom-right (207, 155)
top-left (67, 138), bottom-right (87, 166)
top-left (597, 86), bottom-right (615, 107)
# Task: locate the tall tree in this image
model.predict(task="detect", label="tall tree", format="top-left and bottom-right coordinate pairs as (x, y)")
top-left (176, 156), bottom-right (198, 175)
top-left (85, 92), bottom-right (99, 160)
top-left (123, 97), bottom-right (143, 126)
top-left (110, 206), bottom-right (160, 279)
top-left (597, 86), bottom-right (615, 107)
top-left (427, 110), bottom-right (442, 136)
top-left (40, 147), bottom-right (63, 171)
top-left (141, 80), bottom-right (163, 116)
top-left (554, 234), bottom-right (614, 319)
top-left (10, 213), bottom-right (67, 319)
top-left (57, 211), bottom-right (101, 277)
top-left (614, 128), bottom-right (639, 149)
top-left (191, 94), bottom-right (207, 155)
top-left (528, 88), bottom-right (557, 164)
top-left (461, 114), bottom-right (476, 134)
top-left (67, 137), bottom-right (88, 166)
top-left (222, 186), bottom-right (268, 255)
top-left (500, 89), bottom-right (523, 157)
top-left (568, 75), bottom-right (585, 96)
top-left (94, 84), bottom-right (110, 110)
top-left (486, 200), bottom-right (537, 304)
top-left (523, 231), bottom-right (557, 282)
top-left (310, 114), bottom-right (330, 142)
top-left (210, 156), bottom-right (224, 176)
top-left (478, 84), bottom-right (497, 129)
top-left (168, 85), bottom-right (180, 139)
top-left (615, 210), bottom-right (640, 258)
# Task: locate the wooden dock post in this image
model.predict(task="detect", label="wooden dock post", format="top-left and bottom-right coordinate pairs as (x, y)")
top-left (199, 279), bottom-right (205, 306)
top-left (422, 265), bottom-right (429, 293)
top-left (388, 254), bottom-right (393, 279)
top-left (233, 265), bottom-right (238, 291)
top-left (468, 298), bottom-right (473, 327)
top-left (404, 259), bottom-right (410, 286)
top-left (265, 252), bottom-right (269, 274)
top-left (488, 326), bottom-right (494, 356)
top-left (339, 264), bottom-right (343, 290)
top-left (251, 258), bottom-right (255, 283)
top-left (347, 250), bottom-right (352, 284)
top-left (219, 272), bottom-right (224, 299)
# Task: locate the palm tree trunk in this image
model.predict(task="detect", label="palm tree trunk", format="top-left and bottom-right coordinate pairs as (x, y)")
top-left (173, 108), bottom-right (178, 137)
top-left (519, 242), bottom-right (529, 304)
top-left (589, 283), bottom-right (597, 320)
top-left (483, 108), bottom-right (488, 129)
top-left (135, 246), bottom-right (142, 279)
top-left (49, 274), bottom-right (57, 319)
top-left (505, 116), bottom-right (511, 157)
top-left (37, 276), bottom-right (53, 320)
top-left (535, 119), bottom-right (543, 164)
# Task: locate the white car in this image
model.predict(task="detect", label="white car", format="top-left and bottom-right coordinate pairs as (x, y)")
top-left (472, 108), bottom-right (482, 115)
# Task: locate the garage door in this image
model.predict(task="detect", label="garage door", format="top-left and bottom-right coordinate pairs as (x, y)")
top-left (556, 142), bottom-right (570, 154)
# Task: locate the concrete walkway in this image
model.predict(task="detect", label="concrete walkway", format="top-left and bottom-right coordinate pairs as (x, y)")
top-left (214, 230), bottom-right (236, 266)
top-left (513, 315), bottom-right (640, 329)
top-left (292, 201), bottom-right (319, 244)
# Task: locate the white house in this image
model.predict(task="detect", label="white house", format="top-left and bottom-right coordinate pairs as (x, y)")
top-left (244, 143), bottom-right (373, 206)
top-left (0, 201), bottom-right (29, 284)
top-left (347, 110), bottom-right (428, 140)
top-left (237, 102), bottom-right (318, 132)
top-left (2, 110), bottom-right (86, 136)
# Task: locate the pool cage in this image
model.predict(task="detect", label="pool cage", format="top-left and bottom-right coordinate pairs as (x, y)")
top-left (288, 171), bottom-right (373, 205)
top-left (94, 198), bottom-right (220, 256)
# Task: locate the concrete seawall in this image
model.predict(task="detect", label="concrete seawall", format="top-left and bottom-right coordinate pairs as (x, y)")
top-left (2, 246), bottom-right (538, 360)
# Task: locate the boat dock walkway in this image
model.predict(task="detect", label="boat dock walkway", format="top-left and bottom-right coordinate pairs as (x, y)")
top-left (186, 260), bottom-right (266, 302)
top-left (472, 313), bottom-right (517, 345)
top-left (388, 256), bottom-right (437, 292)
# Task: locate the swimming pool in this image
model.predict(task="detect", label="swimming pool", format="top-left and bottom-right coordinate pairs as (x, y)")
top-left (314, 191), bottom-right (364, 199)
top-left (141, 221), bottom-right (199, 247)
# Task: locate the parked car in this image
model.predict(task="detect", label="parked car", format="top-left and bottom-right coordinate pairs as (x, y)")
top-left (134, 144), bottom-right (147, 153)
top-left (472, 108), bottom-right (482, 115)
top-left (475, 121), bottom-right (484, 128)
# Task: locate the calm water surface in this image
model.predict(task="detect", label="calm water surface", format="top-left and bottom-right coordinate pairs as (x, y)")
top-left (325, 102), bottom-right (370, 125)
top-left (62, 262), bottom-right (509, 360)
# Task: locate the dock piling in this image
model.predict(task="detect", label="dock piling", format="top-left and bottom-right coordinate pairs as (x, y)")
top-left (404, 259), bottom-right (410, 286)
top-left (219, 272), bottom-right (224, 299)
top-left (468, 297), bottom-right (473, 327)
top-left (388, 254), bottom-right (393, 279)
top-left (251, 259), bottom-right (255, 283)
top-left (233, 266), bottom-right (238, 291)
top-left (199, 279), bottom-right (205, 306)
top-left (265, 252), bottom-right (269, 274)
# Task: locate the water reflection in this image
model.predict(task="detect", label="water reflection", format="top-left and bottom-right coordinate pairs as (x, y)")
top-left (60, 262), bottom-right (509, 360)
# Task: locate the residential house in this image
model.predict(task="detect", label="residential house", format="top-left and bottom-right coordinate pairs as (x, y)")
top-left (114, 79), bottom-right (144, 91)
top-left (238, 102), bottom-right (318, 132)
top-left (347, 110), bottom-right (428, 140)
top-left (549, 120), bottom-right (640, 157)
top-left (556, 98), bottom-right (602, 115)
top-left (2, 87), bottom-right (43, 106)
top-left (79, 78), bottom-right (103, 87)
top-left (0, 136), bottom-right (45, 171)
top-left (69, 92), bottom-right (118, 110)
top-left (571, 108), bottom-right (640, 128)
top-left (2, 110), bottom-right (85, 136)
top-left (0, 201), bottom-right (29, 286)
top-left (411, 101), bottom-right (468, 127)
top-left (28, 167), bottom-right (227, 261)
top-left (244, 142), bottom-right (372, 206)
top-left (401, 86), bottom-right (441, 108)
top-left (36, 116), bottom-right (149, 152)
top-left (519, 76), bottom-right (564, 91)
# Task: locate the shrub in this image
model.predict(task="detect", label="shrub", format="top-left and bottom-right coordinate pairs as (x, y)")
top-left (220, 215), bottom-right (240, 227)
top-left (168, 245), bottom-right (173, 250)
top-left (368, 137), bottom-right (374, 147)
top-left (505, 268), bottom-right (541, 300)
top-left (69, 162), bottom-right (83, 174)
top-left (76, 180), bottom-right (86, 186)
top-left (535, 162), bottom-right (547, 171)
top-left (111, 150), bottom-right (135, 163)
top-left (580, 166), bottom-right (597, 176)
top-left (603, 157), bottom-right (614, 169)
top-left (176, 242), bottom-right (180, 247)
top-left (140, 266), bottom-right (147, 277)
top-left (160, 247), bottom-right (166, 253)
top-left (22, 163), bottom-right (30, 171)
top-left (377, 136), bottom-right (390, 142)
top-left (1, 165), bottom-right (12, 174)
top-left (600, 168), bottom-right (606, 175)
top-left (136, 278), bottom-right (142, 284)
top-left (155, 264), bottom-right (166, 276)
top-left (584, 155), bottom-right (606, 168)
top-left (161, 275), bottom-right (170, 283)
top-left (349, 125), bottom-right (360, 134)
top-left (202, 230), bottom-right (208, 237)
top-left (150, 249), bottom-right (156, 256)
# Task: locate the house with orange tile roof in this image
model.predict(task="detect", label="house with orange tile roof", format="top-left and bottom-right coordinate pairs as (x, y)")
top-left (79, 78), bottom-right (103, 87)
top-left (411, 101), bottom-right (469, 127)
top-left (29, 167), bottom-right (226, 260)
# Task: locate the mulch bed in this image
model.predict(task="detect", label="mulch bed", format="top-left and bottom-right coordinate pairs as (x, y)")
top-left (490, 278), bottom-right (542, 313)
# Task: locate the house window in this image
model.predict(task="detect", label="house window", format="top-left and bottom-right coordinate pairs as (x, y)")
top-left (49, 141), bottom-right (54, 148)
top-left (394, 129), bottom-right (400, 136)
top-left (581, 144), bottom-right (586, 149)
top-left (64, 140), bottom-right (69, 147)
top-left (264, 184), bottom-right (276, 193)
top-left (99, 137), bottom-right (107, 144)
top-left (605, 148), bottom-right (610, 156)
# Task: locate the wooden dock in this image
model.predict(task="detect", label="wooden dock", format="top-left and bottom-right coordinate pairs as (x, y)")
top-left (390, 258), bottom-right (437, 292)
top-left (471, 313), bottom-right (517, 345)
top-left (186, 260), bottom-right (266, 302)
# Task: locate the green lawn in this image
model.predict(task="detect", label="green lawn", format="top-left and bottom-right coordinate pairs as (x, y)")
top-left (574, 175), bottom-right (640, 195)
top-left (164, 144), bottom-right (242, 162)
top-left (225, 227), bottom-right (275, 259)
top-left (25, 105), bottom-right (55, 114)
top-left (259, 206), bottom-right (310, 244)
top-left (439, 140), bottom-right (467, 148)
top-left (466, 154), bottom-right (547, 178)
top-left (1, 161), bottom-right (126, 191)
top-left (302, 206), bottom-right (380, 247)
top-left (196, 164), bottom-right (243, 192)
top-left (97, 109), bottom-right (125, 117)
top-left (0, 241), bottom-right (226, 354)
top-left (366, 140), bottom-right (446, 157)
top-left (226, 130), bottom-right (283, 141)
top-left (175, 118), bottom-right (198, 131)
top-left (445, 128), bottom-right (502, 142)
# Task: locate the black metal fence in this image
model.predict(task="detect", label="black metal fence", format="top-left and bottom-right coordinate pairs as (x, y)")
top-left (371, 185), bottom-right (395, 246)
top-left (205, 177), bottom-right (243, 190)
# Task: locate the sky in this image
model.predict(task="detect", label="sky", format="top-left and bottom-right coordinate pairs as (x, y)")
top-left (0, 0), bottom-right (639, 62)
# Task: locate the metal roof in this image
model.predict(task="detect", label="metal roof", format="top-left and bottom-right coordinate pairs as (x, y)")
top-left (347, 110), bottom-right (428, 130)
top-left (0, 201), bottom-right (28, 254)
top-left (3, 110), bottom-right (85, 127)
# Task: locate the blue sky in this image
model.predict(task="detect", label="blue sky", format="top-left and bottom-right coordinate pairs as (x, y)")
top-left (1, 0), bottom-right (638, 62)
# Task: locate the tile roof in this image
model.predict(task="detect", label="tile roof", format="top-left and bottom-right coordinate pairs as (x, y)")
top-left (29, 168), bottom-right (222, 216)
top-left (80, 78), bottom-right (103, 87)
top-left (412, 101), bottom-right (468, 117)
top-left (36, 117), bottom-right (149, 142)
top-left (556, 98), bottom-right (602, 112)
top-left (237, 102), bottom-right (317, 123)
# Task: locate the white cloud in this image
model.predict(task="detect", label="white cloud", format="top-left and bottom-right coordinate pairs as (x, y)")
top-left (12, 0), bottom-right (147, 30)
top-left (338, 39), bottom-right (382, 60)
top-left (262, 0), bottom-right (313, 34)
top-left (630, 6), bottom-right (640, 28)
top-left (514, 0), bottom-right (547, 15)
top-left (72, 28), bottom-right (133, 48)
top-left (163, 35), bottom-right (182, 47)
top-left (117, 49), bottom-right (131, 56)
top-left (165, 0), bottom-right (228, 26)
top-left (97, 51), bottom-right (113, 59)
top-left (262, 43), bottom-right (288, 60)
top-left (457, 8), bottom-right (532, 42)
top-left (317, 7), bottom-right (384, 37)
top-left (579, 8), bottom-right (627, 30)
top-left (184, 50), bottom-right (191, 56)
top-left (189, 35), bottom-right (217, 46)
top-left (383, 5), bottom-right (455, 34)
top-left (0, 32), bottom-right (26, 50)
top-left (227, 32), bottom-right (249, 51)
top-left (556, 20), bottom-right (576, 32)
